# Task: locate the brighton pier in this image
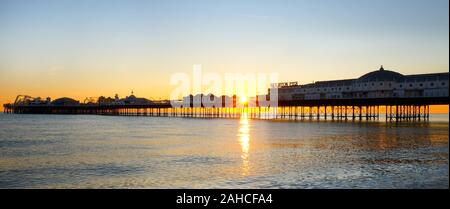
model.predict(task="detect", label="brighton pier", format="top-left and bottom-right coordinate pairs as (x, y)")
top-left (3, 66), bottom-right (449, 122)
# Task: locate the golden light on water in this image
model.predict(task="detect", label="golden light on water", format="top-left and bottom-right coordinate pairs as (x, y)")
top-left (238, 112), bottom-right (250, 176)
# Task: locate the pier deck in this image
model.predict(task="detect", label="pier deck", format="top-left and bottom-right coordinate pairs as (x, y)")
top-left (3, 97), bottom-right (448, 122)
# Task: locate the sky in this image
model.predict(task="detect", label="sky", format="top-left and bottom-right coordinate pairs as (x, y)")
top-left (0, 0), bottom-right (448, 111)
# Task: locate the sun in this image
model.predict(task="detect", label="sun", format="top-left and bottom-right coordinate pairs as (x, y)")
top-left (240, 96), bottom-right (248, 104)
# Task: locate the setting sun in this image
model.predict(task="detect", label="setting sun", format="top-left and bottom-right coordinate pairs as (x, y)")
top-left (240, 96), bottom-right (248, 104)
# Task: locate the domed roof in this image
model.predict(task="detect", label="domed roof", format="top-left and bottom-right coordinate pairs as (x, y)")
top-left (358, 66), bottom-right (405, 82)
top-left (51, 97), bottom-right (79, 105)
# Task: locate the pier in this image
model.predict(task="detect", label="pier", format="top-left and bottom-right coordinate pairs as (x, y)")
top-left (3, 67), bottom-right (448, 122)
top-left (3, 97), bottom-right (447, 122)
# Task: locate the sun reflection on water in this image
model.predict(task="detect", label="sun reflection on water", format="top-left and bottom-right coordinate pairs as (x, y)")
top-left (238, 112), bottom-right (250, 176)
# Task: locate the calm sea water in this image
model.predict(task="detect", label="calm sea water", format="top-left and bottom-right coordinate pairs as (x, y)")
top-left (0, 113), bottom-right (448, 189)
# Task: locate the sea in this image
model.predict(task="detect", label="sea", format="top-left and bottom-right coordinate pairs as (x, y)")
top-left (0, 113), bottom-right (448, 188)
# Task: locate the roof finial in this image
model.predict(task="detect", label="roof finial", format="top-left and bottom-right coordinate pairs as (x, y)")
top-left (380, 65), bottom-right (384, 71)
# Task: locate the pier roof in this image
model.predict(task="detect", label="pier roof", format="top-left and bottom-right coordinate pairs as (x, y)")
top-left (358, 66), bottom-right (405, 82)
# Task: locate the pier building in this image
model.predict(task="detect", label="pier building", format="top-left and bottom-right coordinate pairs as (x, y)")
top-left (275, 66), bottom-right (448, 101)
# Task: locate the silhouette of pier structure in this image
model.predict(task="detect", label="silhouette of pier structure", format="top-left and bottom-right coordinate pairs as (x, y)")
top-left (3, 66), bottom-right (448, 122)
top-left (3, 97), bottom-right (447, 122)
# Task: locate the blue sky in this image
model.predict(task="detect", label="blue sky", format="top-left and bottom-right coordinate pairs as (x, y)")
top-left (0, 0), bottom-right (448, 101)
